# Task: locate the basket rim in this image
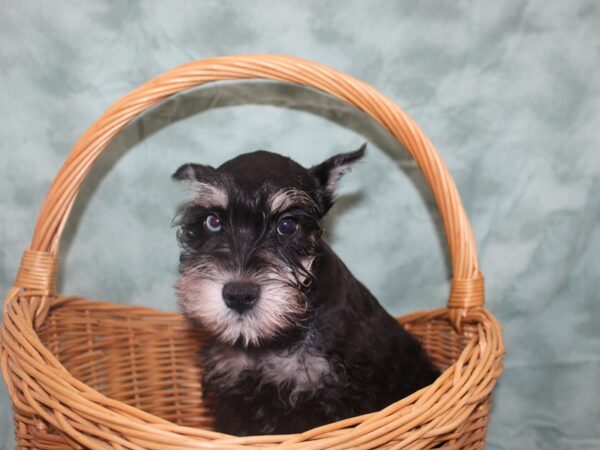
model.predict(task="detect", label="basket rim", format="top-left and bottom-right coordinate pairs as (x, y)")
top-left (1, 290), bottom-right (504, 449)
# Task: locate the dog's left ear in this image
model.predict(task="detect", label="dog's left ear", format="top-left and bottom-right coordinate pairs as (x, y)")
top-left (309, 143), bottom-right (367, 214)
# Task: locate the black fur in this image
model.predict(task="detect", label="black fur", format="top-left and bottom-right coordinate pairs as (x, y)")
top-left (173, 146), bottom-right (439, 436)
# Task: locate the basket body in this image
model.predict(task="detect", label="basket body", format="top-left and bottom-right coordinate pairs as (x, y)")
top-left (1, 55), bottom-right (504, 449)
top-left (9, 294), bottom-right (501, 449)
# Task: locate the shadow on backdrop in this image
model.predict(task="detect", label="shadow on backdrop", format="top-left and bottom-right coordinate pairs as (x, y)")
top-left (57, 81), bottom-right (449, 291)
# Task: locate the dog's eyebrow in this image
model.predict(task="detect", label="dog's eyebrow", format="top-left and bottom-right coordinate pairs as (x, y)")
top-left (188, 182), bottom-right (228, 209)
top-left (269, 188), bottom-right (317, 213)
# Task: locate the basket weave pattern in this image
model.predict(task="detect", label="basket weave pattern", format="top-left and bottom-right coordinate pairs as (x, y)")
top-left (1, 55), bottom-right (504, 449)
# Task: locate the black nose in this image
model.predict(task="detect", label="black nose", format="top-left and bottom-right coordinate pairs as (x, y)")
top-left (222, 282), bottom-right (260, 313)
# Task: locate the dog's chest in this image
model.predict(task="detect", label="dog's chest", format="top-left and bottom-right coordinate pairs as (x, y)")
top-left (205, 345), bottom-right (332, 392)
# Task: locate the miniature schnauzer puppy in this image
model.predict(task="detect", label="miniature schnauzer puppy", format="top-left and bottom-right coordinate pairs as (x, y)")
top-left (173, 145), bottom-right (439, 436)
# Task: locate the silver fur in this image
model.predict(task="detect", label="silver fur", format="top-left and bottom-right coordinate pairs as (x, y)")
top-left (203, 340), bottom-right (333, 406)
top-left (176, 259), bottom-right (309, 346)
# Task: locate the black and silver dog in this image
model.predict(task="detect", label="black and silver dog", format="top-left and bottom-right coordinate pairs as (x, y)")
top-left (173, 145), bottom-right (439, 436)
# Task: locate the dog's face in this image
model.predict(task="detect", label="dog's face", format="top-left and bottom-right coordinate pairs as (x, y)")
top-left (173, 146), bottom-right (365, 346)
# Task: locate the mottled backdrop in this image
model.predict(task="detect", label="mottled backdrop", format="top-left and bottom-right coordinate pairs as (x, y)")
top-left (1, 1), bottom-right (598, 449)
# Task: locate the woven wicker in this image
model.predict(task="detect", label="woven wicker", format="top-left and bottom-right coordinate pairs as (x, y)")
top-left (1, 54), bottom-right (504, 449)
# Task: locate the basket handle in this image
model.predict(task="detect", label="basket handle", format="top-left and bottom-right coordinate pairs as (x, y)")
top-left (16, 54), bottom-right (484, 328)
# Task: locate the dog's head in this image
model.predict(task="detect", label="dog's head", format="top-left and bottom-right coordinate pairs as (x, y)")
top-left (173, 145), bottom-right (365, 346)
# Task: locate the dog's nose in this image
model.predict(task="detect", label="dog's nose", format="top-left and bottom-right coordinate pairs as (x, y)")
top-left (222, 282), bottom-right (260, 313)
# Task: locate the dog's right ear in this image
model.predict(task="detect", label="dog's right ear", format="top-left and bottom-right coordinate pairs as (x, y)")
top-left (172, 163), bottom-right (219, 183)
top-left (172, 163), bottom-right (228, 209)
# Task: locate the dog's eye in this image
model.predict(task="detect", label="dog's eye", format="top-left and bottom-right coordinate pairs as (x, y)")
top-left (205, 214), bottom-right (222, 233)
top-left (277, 217), bottom-right (298, 236)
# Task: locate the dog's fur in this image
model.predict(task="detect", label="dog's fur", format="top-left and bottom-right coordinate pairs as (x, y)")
top-left (173, 146), bottom-right (439, 436)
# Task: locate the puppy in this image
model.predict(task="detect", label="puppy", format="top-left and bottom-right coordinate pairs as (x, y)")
top-left (173, 145), bottom-right (439, 436)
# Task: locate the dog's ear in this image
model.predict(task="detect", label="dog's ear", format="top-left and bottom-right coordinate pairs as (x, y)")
top-left (172, 163), bottom-right (220, 183)
top-left (309, 143), bottom-right (366, 213)
top-left (172, 163), bottom-right (229, 209)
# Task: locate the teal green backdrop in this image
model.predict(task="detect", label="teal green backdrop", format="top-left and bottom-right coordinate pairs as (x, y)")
top-left (1, 1), bottom-right (599, 449)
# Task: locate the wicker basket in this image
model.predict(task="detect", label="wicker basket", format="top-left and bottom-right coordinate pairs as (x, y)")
top-left (1, 55), bottom-right (504, 449)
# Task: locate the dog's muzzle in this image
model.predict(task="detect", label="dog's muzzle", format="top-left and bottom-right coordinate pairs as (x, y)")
top-left (222, 282), bottom-right (260, 313)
